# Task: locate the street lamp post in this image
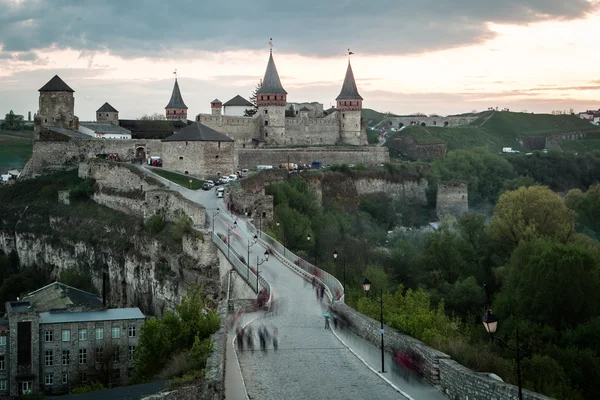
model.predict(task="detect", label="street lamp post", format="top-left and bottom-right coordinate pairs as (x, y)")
top-left (276, 221), bottom-right (286, 257)
top-left (363, 278), bottom-right (385, 373)
top-left (227, 220), bottom-right (238, 260)
top-left (254, 209), bottom-right (263, 237)
top-left (256, 250), bottom-right (270, 293)
top-left (306, 234), bottom-right (316, 265)
top-left (333, 249), bottom-right (345, 298)
top-left (247, 235), bottom-right (258, 280)
top-left (212, 209), bottom-right (220, 234)
top-left (482, 310), bottom-right (523, 400)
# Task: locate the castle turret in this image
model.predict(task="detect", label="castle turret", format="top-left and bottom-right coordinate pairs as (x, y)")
top-left (336, 61), bottom-right (366, 145)
top-left (96, 102), bottom-right (119, 125)
top-left (211, 99), bottom-right (222, 116)
top-left (35, 75), bottom-right (78, 138)
top-left (165, 78), bottom-right (188, 120)
top-left (257, 50), bottom-right (287, 144)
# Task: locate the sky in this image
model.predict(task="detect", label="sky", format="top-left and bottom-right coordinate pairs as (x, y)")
top-left (1, 0), bottom-right (600, 120)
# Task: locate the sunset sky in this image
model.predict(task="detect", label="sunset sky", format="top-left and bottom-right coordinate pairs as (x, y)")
top-left (1, 0), bottom-right (599, 120)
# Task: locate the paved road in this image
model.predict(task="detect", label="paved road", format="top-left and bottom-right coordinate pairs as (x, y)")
top-left (51, 381), bottom-right (166, 399)
top-left (141, 167), bottom-right (446, 400)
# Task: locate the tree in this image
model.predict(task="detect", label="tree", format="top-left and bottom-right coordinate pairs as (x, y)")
top-left (138, 113), bottom-right (166, 120)
top-left (487, 186), bottom-right (575, 255)
top-left (285, 105), bottom-right (295, 117)
top-left (2, 110), bottom-right (24, 130)
top-left (244, 80), bottom-right (261, 117)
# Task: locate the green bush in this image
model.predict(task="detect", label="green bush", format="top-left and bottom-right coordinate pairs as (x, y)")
top-left (59, 266), bottom-right (96, 293)
top-left (69, 178), bottom-right (96, 201)
top-left (71, 381), bottom-right (107, 394)
top-left (167, 369), bottom-right (205, 390)
top-left (147, 214), bottom-right (166, 234)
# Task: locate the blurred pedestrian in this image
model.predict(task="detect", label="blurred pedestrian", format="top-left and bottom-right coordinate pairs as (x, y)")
top-left (246, 327), bottom-right (254, 350)
top-left (237, 327), bottom-right (244, 351)
top-left (273, 327), bottom-right (278, 350)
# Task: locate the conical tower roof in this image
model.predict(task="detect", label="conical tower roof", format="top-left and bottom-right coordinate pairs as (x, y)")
top-left (336, 61), bottom-right (362, 101)
top-left (165, 78), bottom-right (188, 109)
top-left (256, 51), bottom-right (287, 95)
top-left (39, 75), bottom-right (74, 92)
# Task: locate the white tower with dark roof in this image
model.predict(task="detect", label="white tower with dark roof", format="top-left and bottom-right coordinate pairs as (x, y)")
top-left (336, 61), bottom-right (366, 145)
top-left (257, 48), bottom-right (287, 145)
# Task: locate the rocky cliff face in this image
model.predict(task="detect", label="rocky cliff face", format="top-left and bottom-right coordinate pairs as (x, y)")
top-left (0, 216), bottom-right (220, 318)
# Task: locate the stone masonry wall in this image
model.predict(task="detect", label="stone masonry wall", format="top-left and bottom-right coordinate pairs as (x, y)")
top-left (284, 116), bottom-right (340, 146)
top-left (516, 132), bottom-right (588, 151)
top-left (197, 114), bottom-right (261, 148)
top-left (354, 178), bottom-right (428, 205)
top-left (239, 169), bottom-right (288, 194)
top-left (436, 181), bottom-right (468, 220)
top-left (161, 140), bottom-right (236, 179)
top-left (384, 116), bottom-right (478, 128)
top-left (331, 302), bottom-right (553, 400)
top-left (387, 136), bottom-right (447, 161)
top-left (237, 146), bottom-right (389, 169)
top-left (22, 135), bottom-right (163, 178)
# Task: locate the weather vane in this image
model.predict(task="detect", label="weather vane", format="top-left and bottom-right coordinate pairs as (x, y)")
top-left (173, 69), bottom-right (177, 78)
top-left (268, 38), bottom-right (273, 52)
top-left (348, 48), bottom-right (354, 60)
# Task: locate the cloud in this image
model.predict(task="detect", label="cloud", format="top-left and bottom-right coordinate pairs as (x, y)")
top-left (0, 50), bottom-right (47, 64)
top-left (0, 0), bottom-right (596, 58)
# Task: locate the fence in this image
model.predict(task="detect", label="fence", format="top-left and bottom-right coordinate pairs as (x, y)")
top-left (211, 231), bottom-right (269, 298)
top-left (246, 222), bottom-right (345, 303)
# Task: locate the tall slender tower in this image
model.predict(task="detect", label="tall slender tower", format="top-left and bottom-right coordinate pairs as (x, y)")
top-left (336, 60), bottom-right (366, 145)
top-left (257, 46), bottom-right (287, 145)
top-left (165, 78), bottom-right (188, 120)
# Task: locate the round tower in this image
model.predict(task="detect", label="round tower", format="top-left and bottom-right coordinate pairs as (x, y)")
top-left (96, 102), bottom-right (119, 125)
top-left (211, 99), bottom-right (222, 116)
top-left (36, 75), bottom-right (77, 138)
top-left (336, 61), bottom-right (366, 145)
top-left (257, 49), bottom-right (287, 145)
top-left (165, 78), bottom-right (188, 120)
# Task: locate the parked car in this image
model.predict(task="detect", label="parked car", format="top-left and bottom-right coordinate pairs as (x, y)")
top-left (206, 180), bottom-right (215, 188)
top-left (221, 176), bottom-right (230, 184)
top-left (241, 169), bottom-right (249, 177)
top-left (229, 174), bottom-right (238, 181)
top-left (202, 183), bottom-right (211, 191)
top-left (216, 187), bottom-right (225, 198)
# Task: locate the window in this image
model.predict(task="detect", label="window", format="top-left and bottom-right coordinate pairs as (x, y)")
top-left (44, 118), bottom-right (47, 123)
top-left (45, 374), bottom-right (53, 385)
top-left (264, 121), bottom-right (268, 126)
top-left (96, 328), bottom-right (104, 340)
top-left (274, 96), bottom-right (276, 100)
top-left (0, 356), bottom-right (4, 370)
top-left (264, 110), bottom-right (268, 114)
top-left (21, 381), bottom-right (32, 394)
top-left (215, 155), bottom-right (219, 159)
top-left (265, 132), bottom-right (268, 137)
top-left (128, 326), bottom-right (136, 338)
top-left (218, 142), bottom-right (221, 149)
top-left (62, 330), bottom-right (70, 342)
top-left (179, 156), bottom-right (183, 160)
top-left (79, 348), bottom-right (87, 364)
top-left (79, 329), bottom-right (87, 341)
top-left (112, 346), bottom-right (120, 362)
top-left (112, 327), bottom-right (120, 339)
top-left (62, 373), bottom-right (68, 385)
top-left (0, 336), bottom-right (4, 346)
top-left (0, 380), bottom-right (6, 391)
top-left (45, 350), bottom-right (53, 366)
top-left (128, 345), bottom-right (136, 361)
top-left (45, 330), bottom-right (53, 342)
top-left (267, 95), bottom-right (270, 100)
top-left (95, 347), bottom-right (103, 363)
top-left (106, 113), bottom-right (109, 117)
top-left (342, 113), bottom-right (345, 118)
top-left (62, 350), bottom-right (70, 365)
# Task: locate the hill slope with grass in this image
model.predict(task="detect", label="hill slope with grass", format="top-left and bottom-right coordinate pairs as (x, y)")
top-left (387, 111), bottom-right (600, 152)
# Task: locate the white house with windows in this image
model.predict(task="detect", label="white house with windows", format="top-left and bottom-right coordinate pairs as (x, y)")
top-left (78, 122), bottom-right (132, 139)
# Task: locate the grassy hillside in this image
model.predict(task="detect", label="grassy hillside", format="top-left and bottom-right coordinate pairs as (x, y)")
top-left (389, 111), bottom-right (600, 151)
top-left (362, 109), bottom-right (398, 126)
top-left (0, 131), bottom-right (33, 173)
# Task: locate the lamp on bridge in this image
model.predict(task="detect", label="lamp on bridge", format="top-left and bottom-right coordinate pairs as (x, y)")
top-left (306, 233), bottom-right (317, 265)
top-left (362, 277), bottom-right (384, 373)
top-left (332, 250), bottom-right (346, 297)
top-left (227, 220), bottom-right (238, 260)
top-left (276, 221), bottom-right (286, 257)
top-left (247, 234), bottom-right (258, 280)
top-left (482, 310), bottom-right (523, 400)
top-left (256, 249), bottom-right (270, 293)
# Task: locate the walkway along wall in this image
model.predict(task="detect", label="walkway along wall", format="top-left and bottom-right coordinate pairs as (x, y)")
top-left (330, 302), bottom-right (553, 400)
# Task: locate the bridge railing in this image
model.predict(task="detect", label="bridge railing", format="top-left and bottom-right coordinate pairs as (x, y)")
top-left (246, 222), bottom-right (344, 303)
top-left (211, 231), bottom-right (269, 298)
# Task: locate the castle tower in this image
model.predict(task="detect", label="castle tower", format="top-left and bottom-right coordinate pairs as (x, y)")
top-left (35, 75), bottom-right (78, 138)
top-left (257, 49), bottom-right (287, 144)
top-left (211, 99), bottom-right (222, 116)
top-left (165, 78), bottom-right (188, 120)
top-left (96, 102), bottom-right (119, 125)
top-left (336, 61), bottom-right (366, 145)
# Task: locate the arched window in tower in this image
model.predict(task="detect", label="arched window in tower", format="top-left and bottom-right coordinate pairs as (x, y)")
top-left (265, 121), bottom-right (269, 126)
top-left (264, 110), bottom-right (268, 114)
top-left (274, 96), bottom-right (277, 100)
top-left (267, 95), bottom-right (270, 100)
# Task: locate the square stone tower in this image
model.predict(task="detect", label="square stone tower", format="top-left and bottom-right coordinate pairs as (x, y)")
top-left (96, 102), bottom-right (119, 125)
top-left (35, 75), bottom-right (78, 139)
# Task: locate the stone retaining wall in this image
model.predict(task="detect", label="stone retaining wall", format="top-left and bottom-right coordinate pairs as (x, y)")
top-left (330, 302), bottom-right (554, 400)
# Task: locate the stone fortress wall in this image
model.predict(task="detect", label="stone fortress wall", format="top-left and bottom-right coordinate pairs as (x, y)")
top-left (283, 113), bottom-right (341, 146)
top-left (197, 114), bottom-right (261, 148)
top-left (236, 146), bottom-right (389, 169)
top-left (383, 116), bottom-right (478, 128)
top-left (436, 181), bottom-right (469, 219)
top-left (387, 135), bottom-right (447, 161)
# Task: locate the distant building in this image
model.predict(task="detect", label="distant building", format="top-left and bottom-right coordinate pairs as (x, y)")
top-left (223, 95), bottom-right (253, 117)
top-left (578, 110), bottom-right (597, 121)
top-left (161, 122), bottom-right (235, 178)
top-left (2, 282), bottom-right (145, 397)
top-left (96, 103), bottom-right (119, 125)
top-left (35, 75), bottom-right (79, 139)
top-left (79, 122), bottom-right (132, 139)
